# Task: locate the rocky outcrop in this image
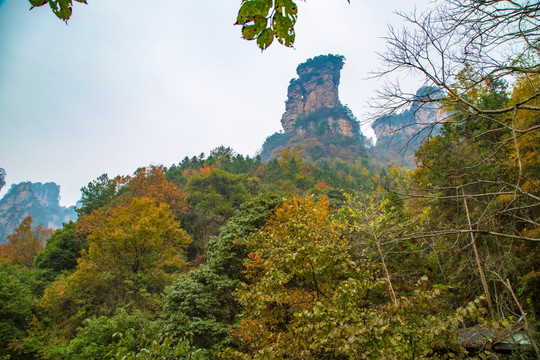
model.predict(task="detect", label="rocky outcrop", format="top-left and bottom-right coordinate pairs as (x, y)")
top-left (261, 55), bottom-right (367, 162)
top-left (0, 182), bottom-right (77, 243)
top-left (370, 86), bottom-right (444, 169)
top-left (281, 55), bottom-right (356, 137)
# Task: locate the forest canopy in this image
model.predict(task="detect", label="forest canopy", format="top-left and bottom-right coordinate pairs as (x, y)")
top-left (3, 0), bottom-right (539, 358)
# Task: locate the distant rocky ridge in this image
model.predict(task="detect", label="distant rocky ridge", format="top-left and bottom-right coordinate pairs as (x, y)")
top-left (370, 87), bottom-right (444, 169)
top-left (0, 182), bottom-right (77, 244)
top-left (260, 54), bottom-right (368, 162)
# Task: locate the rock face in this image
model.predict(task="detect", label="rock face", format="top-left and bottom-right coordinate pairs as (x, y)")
top-left (261, 55), bottom-right (367, 162)
top-left (370, 86), bottom-right (444, 169)
top-left (282, 56), bottom-right (342, 131)
top-left (0, 182), bottom-right (77, 243)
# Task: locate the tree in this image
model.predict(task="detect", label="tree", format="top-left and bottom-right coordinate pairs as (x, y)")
top-left (228, 195), bottom-right (476, 359)
top-left (79, 197), bottom-right (190, 298)
top-left (0, 216), bottom-right (52, 269)
top-left (63, 310), bottom-right (205, 360)
top-left (374, 0), bottom-right (540, 326)
top-left (34, 221), bottom-right (87, 276)
top-left (339, 193), bottom-right (412, 305)
top-left (119, 165), bottom-right (189, 219)
top-left (161, 193), bottom-right (283, 352)
top-left (183, 168), bottom-right (252, 261)
top-left (64, 309), bottom-right (155, 360)
top-left (0, 262), bottom-right (35, 359)
top-left (228, 196), bottom-right (399, 359)
top-left (377, 0), bottom-right (539, 116)
top-left (39, 198), bottom-right (191, 338)
top-left (375, 1), bottom-right (539, 207)
top-left (78, 174), bottom-right (120, 216)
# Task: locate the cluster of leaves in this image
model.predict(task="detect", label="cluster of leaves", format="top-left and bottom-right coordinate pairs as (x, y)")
top-left (28, 0), bottom-right (87, 21)
top-left (236, 0), bottom-right (298, 50)
top-left (27, 0), bottom-right (302, 50)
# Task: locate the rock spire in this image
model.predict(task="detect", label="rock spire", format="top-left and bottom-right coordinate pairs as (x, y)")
top-left (259, 54), bottom-right (367, 162)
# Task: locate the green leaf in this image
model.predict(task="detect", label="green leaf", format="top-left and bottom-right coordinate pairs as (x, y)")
top-left (29, 0), bottom-right (48, 7)
top-left (242, 24), bottom-right (261, 40)
top-left (277, 0), bottom-right (298, 17)
top-left (272, 13), bottom-right (295, 46)
top-left (256, 28), bottom-right (274, 50)
top-left (236, 0), bottom-right (271, 25)
top-left (49, 0), bottom-right (73, 20)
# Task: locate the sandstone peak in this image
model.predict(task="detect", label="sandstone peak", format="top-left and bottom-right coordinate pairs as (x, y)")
top-left (0, 182), bottom-right (77, 243)
top-left (369, 86), bottom-right (443, 169)
top-left (260, 54), bottom-right (368, 162)
top-left (281, 54), bottom-right (354, 136)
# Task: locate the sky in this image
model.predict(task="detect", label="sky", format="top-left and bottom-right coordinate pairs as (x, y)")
top-left (0, 0), bottom-right (427, 206)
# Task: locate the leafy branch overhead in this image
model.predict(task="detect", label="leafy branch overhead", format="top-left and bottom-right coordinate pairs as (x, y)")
top-left (27, 0), bottom-right (301, 50)
top-left (29, 0), bottom-right (87, 21)
top-left (235, 0), bottom-right (298, 50)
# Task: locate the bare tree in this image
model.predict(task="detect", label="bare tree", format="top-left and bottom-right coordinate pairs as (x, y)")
top-left (373, 0), bottom-right (539, 240)
top-left (375, 0), bottom-right (539, 114)
top-left (372, 0), bottom-right (540, 326)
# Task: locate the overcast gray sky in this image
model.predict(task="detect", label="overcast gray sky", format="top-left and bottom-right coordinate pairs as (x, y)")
top-left (0, 0), bottom-right (426, 206)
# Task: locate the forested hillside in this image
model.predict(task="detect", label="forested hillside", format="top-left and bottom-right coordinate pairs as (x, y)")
top-left (1, 0), bottom-right (538, 359)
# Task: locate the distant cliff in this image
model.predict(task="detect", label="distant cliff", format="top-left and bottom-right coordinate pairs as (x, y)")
top-left (260, 54), bottom-right (368, 162)
top-left (0, 182), bottom-right (77, 243)
top-left (370, 87), bottom-right (443, 169)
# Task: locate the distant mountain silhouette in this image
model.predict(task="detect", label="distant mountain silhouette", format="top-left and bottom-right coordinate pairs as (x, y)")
top-left (0, 182), bottom-right (77, 243)
top-left (370, 87), bottom-right (443, 169)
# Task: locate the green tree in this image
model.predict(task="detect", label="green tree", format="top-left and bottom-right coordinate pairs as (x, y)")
top-left (161, 193), bottom-right (283, 353)
top-left (78, 174), bottom-right (120, 216)
top-left (62, 309), bottom-right (206, 360)
top-left (0, 263), bottom-right (34, 359)
top-left (0, 262), bottom-right (50, 360)
top-left (34, 221), bottom-right (86, 277)
top-left (183, 168), bottom-right (252, 261)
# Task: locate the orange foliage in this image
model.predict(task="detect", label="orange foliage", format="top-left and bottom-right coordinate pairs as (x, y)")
top-left (0, 216), bottom-right (52, 268)
top-left (198, 164), bottom-right (216, 176)
top-left (121, 165), bottom-right (189, 217)
top-left (314, 180), bottom-right (332, 190)
top-left (243, 251), bottom-right (266, 281)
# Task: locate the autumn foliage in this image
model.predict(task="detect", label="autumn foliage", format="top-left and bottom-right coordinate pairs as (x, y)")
top-left (0, 217), bottom-right (52, 268)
